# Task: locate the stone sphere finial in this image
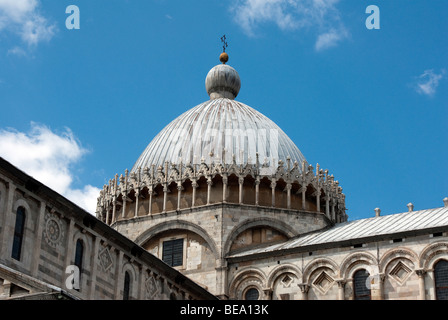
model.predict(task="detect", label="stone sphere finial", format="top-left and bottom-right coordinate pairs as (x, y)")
top-left (220, 52), bottom-right (229, 64)
top-left (205, 53), bottom-right (241, 100)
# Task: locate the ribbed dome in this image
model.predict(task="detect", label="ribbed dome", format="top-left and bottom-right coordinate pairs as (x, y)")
top-left (131, 56), bottom-right (306, 173)
top-left (131, 98), bottom-right (306, 172)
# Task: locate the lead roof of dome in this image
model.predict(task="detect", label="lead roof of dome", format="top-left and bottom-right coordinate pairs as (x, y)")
top-left (131, 54), bottom-right (306, 172)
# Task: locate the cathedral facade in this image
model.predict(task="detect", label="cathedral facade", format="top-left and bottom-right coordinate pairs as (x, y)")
top-left (1, 52), bottom-right (447, 300)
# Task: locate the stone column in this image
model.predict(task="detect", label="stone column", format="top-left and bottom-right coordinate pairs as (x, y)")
top-left (88, 237), bottom-right (100, 299)
top-left (162, 184), bottom-right (168, 213)
top-left (177, 183), bottom-right (183, 210)
top-left (192, 180), bottom-right (197, 207)
top-left (136, 265), bottom-right (143, 300)
top-left (238, 177), bottom-right (244, 204)
top-left (254, 178), bottom-right (260, 206)
top-left (427, 269), bottom-right (436, 300)
top-left (263, 288), bottom-right (273, 300)
top-left (31, 202), bottom-right (46, 276)
top-left (0, 183), bottom-right (14, 261)
top-left (114, 249), bottom-right (124, 299)
top-left (207, 178), bottom-right (213, 205)
top-left (336, 280), bottom-right (346, 300)
top-left (148, 189), bottom-right (153, 215)
top-left (416, 269), bottom-right (427, 300)
top-left (298, 284), bottom-right (310, 300)
top-left (301, 186), bottom-right (307, 210)
top-left (325, 195), bottom-right (330, 219)
top-left (215, 259), bottom-right (228, 299)
top-left (270, 180), bottom-right (276, 207)
top-left (111, 196), bottom-right (117, 223)
top-left (370, 273), bottom-right (385, 300)
top-left (134, 188), bottom-right (140, 218)
top-left (106, 207), bottom-right (110, 225)
top-left (316, 189), bottom-right (321, 212)
top-left (285, 183), bottom-right (292, 209)
top-left (121, 194), bottom-right (127, 218)
top-left (331, 201), bottom-right (336, 222)
top-left (222, 175), bottom-right (228, 203)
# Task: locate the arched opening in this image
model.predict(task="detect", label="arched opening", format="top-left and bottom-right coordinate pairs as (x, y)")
top-left (435, 259), bottom-right (448, 300)
top-left (210, 174), bottom-right (223, 204)
top-left (180, 179), bottom-right (193, 209)
top-left (353, 269), bottom-right (371, 300)
top-left (244, 287), bottom-right (259, 300)
top-left (275, 179), bottom-right (287, 209)
top-left (123, 271), bottom-right (131, 300)
top-left (165, 181), bottom-right (178, 211)
top-left (195, 176), bottom-right (208, 206)
top-left (227, 174), bottom-right (239, 204)
top-left (242, 175), bottom-right (255, 205)
top-left (258, 177), bottom-right (271, 207)
top-left (12, 206), bottom-right (26, 261)
top-left (152, 184), bottom-right (164, 214)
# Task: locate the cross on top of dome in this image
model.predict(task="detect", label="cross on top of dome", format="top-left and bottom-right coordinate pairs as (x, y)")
top-left (205, 38), bottom-right (241, 100)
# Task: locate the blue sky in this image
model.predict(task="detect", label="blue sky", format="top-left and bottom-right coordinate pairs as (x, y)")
top-left (0, 0), bottom-right (446, 219)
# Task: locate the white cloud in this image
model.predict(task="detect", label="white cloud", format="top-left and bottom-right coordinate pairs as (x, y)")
top-left (0, 0), bottom-right (56, 47)
top-left (231, 0), bottom-right (348, 50)
top-left (0, 123), bottom-right (100, 214)
top-left (315, 27), bottom-right (347, 51)
top-left (415, 69), bottom-right (445, 97)
top-left (7, 46), bottom-right (27, 56)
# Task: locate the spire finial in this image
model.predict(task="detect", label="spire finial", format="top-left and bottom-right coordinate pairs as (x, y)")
top-left (221, 35), bottom-right (228, 52)
top-left (220, 34), bottom-right (229, 64)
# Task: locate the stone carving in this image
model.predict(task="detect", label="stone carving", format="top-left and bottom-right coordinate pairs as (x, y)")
top-left (43, 212), bottom-right (64, 248)
top-left (145, 273), bottom-right (161, 299)
top-left (97, 160), bottom-right (347, 224)
top-left (98, 247), bottom-right (113, 272)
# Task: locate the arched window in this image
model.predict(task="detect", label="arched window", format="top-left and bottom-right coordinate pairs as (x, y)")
top-left (244, 287), bottom-right (259, 300)
top-left (11, 206), bottom-right (26, 261)
top-left (74, 239), bottom-right (84, 271)
top-left (74, 239), bottom-right (84, 290)
top-left (434, 260), bottom-right (448, 300)
top-left (123, 271), bottom-right (131, 300)
top-left (353, 269), bottom-right (371, 300)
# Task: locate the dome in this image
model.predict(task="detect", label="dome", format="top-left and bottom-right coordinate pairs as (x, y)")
top-left (131, 55), bottom-right (306, 173)
top-left (131, 98), bottom-right (306, 172)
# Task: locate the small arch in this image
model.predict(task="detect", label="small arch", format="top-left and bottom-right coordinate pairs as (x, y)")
top-left (434, 259), bottom-right (448, 300)
top-left (135, 220), bottom-right (219, 261)
top-left (223, 218), bottom-right (296, 257)
top-left (302, 257), bottom-right (339, 284)
top-left (267, 264), bottom-right (302, 288)
top-left (420, 241), bottom-right (448, 270)
top-left (228, 267), bottom-right (266, 300)
top-left (340, 251), bottom-right (377, 279)
top-left (379, 247), bottom-right (419, 275)
top-left (122, 262), bottom-right (137, 300)
top-left (353, 269), bottom-right (371, 300)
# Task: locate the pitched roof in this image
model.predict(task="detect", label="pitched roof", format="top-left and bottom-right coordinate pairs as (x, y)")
top-left (229, 206), bottom-right (448, 259)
